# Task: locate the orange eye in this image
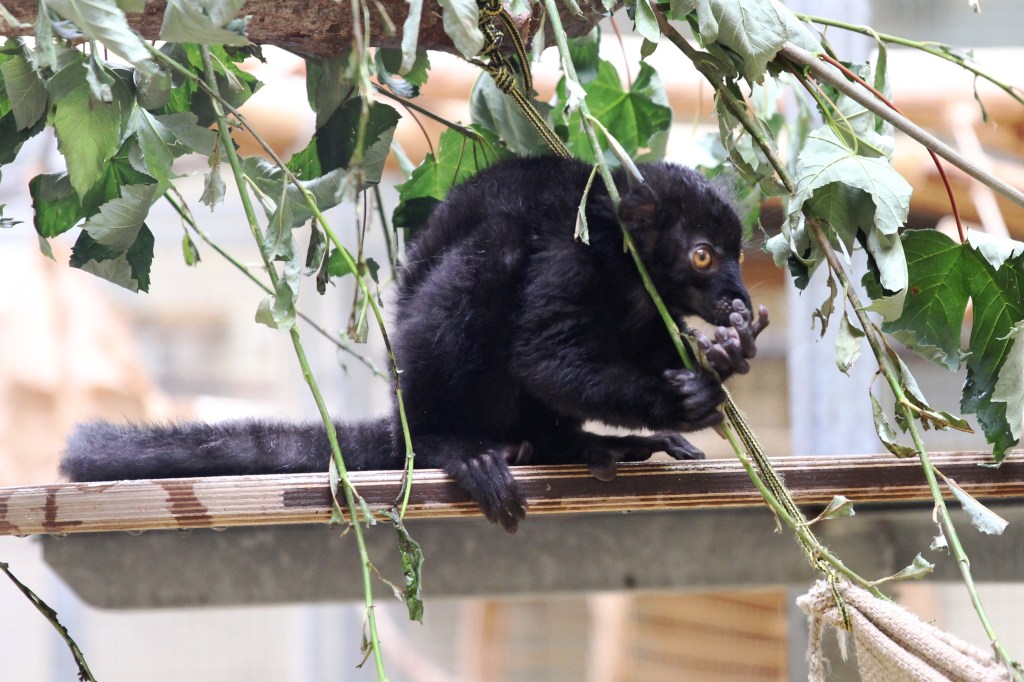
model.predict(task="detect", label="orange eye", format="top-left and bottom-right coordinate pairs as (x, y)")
top-left (739, 252), bottom-right (745, 264)
top-left (691, 246), bottom-right (714, 270)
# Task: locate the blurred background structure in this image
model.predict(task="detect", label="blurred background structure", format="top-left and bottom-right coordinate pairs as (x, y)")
top-left (1, 0), bottom-right (1024, 679)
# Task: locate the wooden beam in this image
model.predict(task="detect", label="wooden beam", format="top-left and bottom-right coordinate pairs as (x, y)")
top-left (3, 451), bottom-right (1022, 536)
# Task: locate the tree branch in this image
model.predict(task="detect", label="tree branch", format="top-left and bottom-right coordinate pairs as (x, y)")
top-left (0, 0), bottom-right (608, 57)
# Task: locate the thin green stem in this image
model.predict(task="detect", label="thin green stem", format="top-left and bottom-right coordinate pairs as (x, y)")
top-left (164, 190), bottom-right (389, 380)
top-left (373, 84), bottom-right (485, 140)
top-left (198, 46), bottom-right (387, 680)
top-left (372, 184), bottom-right (400, 272)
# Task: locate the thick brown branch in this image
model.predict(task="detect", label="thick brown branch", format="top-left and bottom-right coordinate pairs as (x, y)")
top-left (0, 0), bottom-right (608, 57)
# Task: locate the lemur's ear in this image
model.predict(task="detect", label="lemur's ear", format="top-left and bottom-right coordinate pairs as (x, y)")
top-left (617, 183), bottom-right (657, 227)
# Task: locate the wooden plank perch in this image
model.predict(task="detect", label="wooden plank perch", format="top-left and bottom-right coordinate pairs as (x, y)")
top-left (2, 452), bottom-right (1022, 536)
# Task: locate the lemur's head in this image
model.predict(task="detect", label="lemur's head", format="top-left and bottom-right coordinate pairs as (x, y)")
top-left (618, 163), bottom-right (751, 327)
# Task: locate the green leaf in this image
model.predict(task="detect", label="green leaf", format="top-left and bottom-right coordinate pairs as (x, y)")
top-left (134, 66), bottom-right (171, 110)
top-left (0, 107), bottom-right (46, 170)
top-left (1, 52), bottom-right (48, 130)
top-left (126, 109), bottom-right (217, 188)
top-left (262, 182), bottom-right (296, 262)
top-left (43, 46), bottom-right (89, 101)
top-left (692, 0), bottom-right (820, 83)
top-left (392, 126), bottom-right (509, 231)
top-left (53, 79), bottom-right (129, 199)
top-left (783, 127), bottom-right (912, 294)
top-left (399, 0), bottom-right (424, 74)
top-left (885, 230), bottom-right (1024, 458)
top-left (835, 308), bottom-right (864, 374)
top-left (72, 223), bottom-right (154, 292)
top-left (34, 0), bottom-right (60, 72)
top-left (375, 48), bottom-right (429, 98)
top-left (870, 390), bottom-right (917, 458)
top-left (157, 111), bottom-right (218, 155)
top-left (316, 98), bottom-right (400, 184)
top-left (882, 553), bottom-right (934, 583)
top-left (566, 29), bottom-right (601, 84)
top-left (326, 245), bottom-right (357, 278)
top-left (159, 44), bottom-right (260, 125)
top-left (84, 51), bottom-right (116, 102)
top-left (255, 260), bottom-right (299, 330)
top-left (242, 156), bottom-right (350, 229)
top-left (124, 222), bottom-right (154, 291)
top-left (305, 52), bottom-right (353, 128)
top-left (805, 184), bottom-right (875, 257)
top-left (810, 495), bottom-right (855, 523)
top-left (884, 230), bottom-right (985, 370)
top-left (384, 510), bottom-right (425, 623)
top-left (392, 196), bottom-right (439, 233)
top-left (159, 0), bottom-right (249, 45)
top-left (992, 320), bottom-right (1024, 442)
top-left (946, 478), bottom-right (1009, 535)
top-left (667, 0), bottom-right (696, 21)
top-left (632, 0), bottom-right (660, 44)
top-left (286, 139), bottom-right (321, 180)
top-left (29, 172), bottom-right (84, 237)
top-left (557, 60), bottom-right (671, 163)
top-left (47, 0), bottom-right (157, 76)
top-left (81, 183), bottom-right (161, 250)
top-left (436, 0), bottom-right (484, 59)
top-left (181, 232), bottom-right (201, 266)
top-left (127, 108), bottom-right (177, 188)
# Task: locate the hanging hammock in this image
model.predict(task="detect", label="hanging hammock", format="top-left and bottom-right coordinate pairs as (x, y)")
top-left (798, 580), bottom-right (1011, 682)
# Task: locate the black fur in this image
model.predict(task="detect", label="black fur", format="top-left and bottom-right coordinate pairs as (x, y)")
top-left (61, 156), bottom-right (765, 532)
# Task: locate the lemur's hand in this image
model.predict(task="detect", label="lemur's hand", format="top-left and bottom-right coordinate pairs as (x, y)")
top-left (698, 300), bottom-right (769, 380)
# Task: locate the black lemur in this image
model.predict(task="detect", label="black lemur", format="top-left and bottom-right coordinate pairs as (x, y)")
top-left (62, 156), bottom-right (768, 532)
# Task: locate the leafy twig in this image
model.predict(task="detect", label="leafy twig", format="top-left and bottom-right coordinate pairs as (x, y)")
top-left (197, 45), bottom-right (388, 680)
top-left (1, 561), bottom-right (95, 681)
top-left (808, 222), bottom-right (1022, 677)
top-left (658, 12), bottom-right (1018, 665)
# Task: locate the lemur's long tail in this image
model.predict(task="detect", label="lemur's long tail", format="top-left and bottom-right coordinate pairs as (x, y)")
top-left (60, 416), bottom-right (398, 481)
